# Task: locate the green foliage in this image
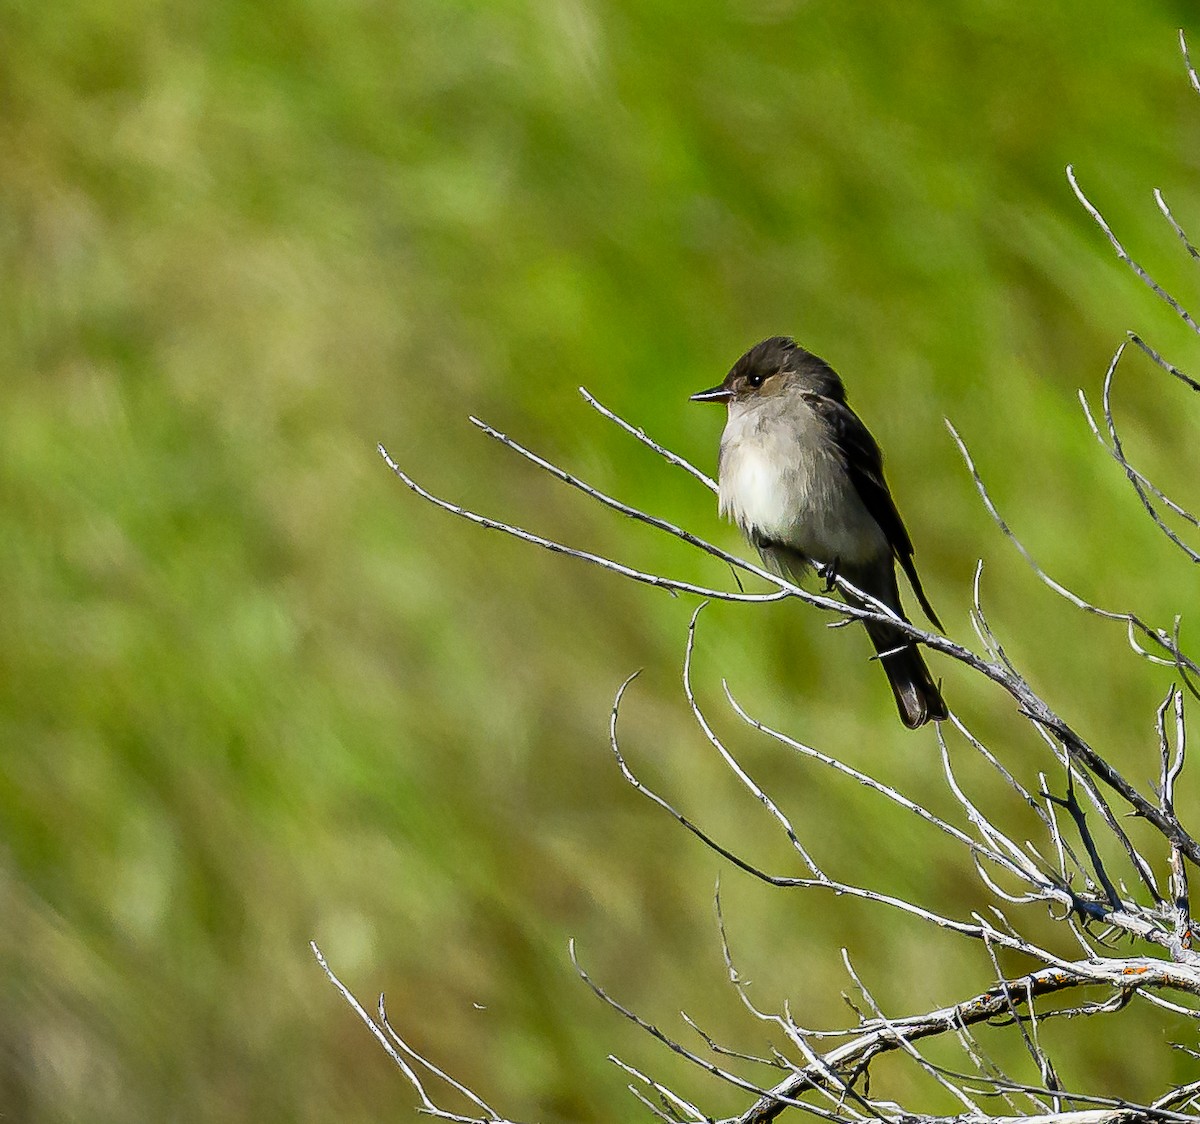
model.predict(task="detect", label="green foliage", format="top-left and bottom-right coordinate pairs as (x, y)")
top-left (2, 2), bottom-right (1199, 1120)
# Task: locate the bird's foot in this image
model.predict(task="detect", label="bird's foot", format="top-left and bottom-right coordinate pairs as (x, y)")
top-left (816, 558), bottom-right (841, 593)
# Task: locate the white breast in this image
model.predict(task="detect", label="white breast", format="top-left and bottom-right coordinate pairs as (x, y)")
top-left (717, 398), bottom-right (886, 565)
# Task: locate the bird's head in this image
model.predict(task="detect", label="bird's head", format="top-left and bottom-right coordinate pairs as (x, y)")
top-left (690, 336), bottom-right (844, 407)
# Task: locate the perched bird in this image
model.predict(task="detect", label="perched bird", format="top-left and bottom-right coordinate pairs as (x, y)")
top-left (691, 336), bottom-right (947, 728)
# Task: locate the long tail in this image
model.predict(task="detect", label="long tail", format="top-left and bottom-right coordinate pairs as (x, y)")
top-left (863, 618), bottom-right (947, 729)
top-left (842, 558), bottom-right (947, 729)
top-left (756, 544), bottom-right (947, 728)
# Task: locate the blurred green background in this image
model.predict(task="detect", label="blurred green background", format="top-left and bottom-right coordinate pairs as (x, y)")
top-left (5, 1), bottom-right (1200, 1120)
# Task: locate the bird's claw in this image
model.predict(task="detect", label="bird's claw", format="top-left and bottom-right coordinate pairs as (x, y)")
top-left (817, 559), bottom-right (841, 593)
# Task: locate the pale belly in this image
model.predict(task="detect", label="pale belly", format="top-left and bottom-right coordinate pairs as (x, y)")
top-left (717, 412), bottom-right (885, 565)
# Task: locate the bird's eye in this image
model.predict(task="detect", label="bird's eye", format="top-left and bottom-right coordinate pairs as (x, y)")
top-left (746, 373), bottom-right (765, 389)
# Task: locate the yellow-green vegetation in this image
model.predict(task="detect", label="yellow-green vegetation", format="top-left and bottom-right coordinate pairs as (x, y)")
top-left (3, 2), bottom-right (1200, 1121)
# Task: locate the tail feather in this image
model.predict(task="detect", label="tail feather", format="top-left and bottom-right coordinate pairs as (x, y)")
top-left (864, 619), bottom-right (947, 729)
top-left (755, 545), bottom-right (947, 729)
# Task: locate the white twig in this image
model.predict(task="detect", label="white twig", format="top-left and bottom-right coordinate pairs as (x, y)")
top-left (682, 605), bottom-right (826, 878)
top-left (377, 442), bottom-right (790, 604)
top-left (1181, 27), bottom-right (1200, 97)
top-left (1075, 344), bottom-right (1200, 562)
top-left (1127, 331), bottom-right (1200, 393)
top-left (1067, 164), bottom-right (1200, 336)
top-left (734, 958), bottom-right (1200, 1124)
top-left (579, 386), bottom-right (719, 492)
top-left (312, 943), bottom-right (514, 1123)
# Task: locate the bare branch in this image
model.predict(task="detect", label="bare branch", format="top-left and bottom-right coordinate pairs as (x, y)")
top-left (607, 668), bottom-right (811, 886)
top-left (1155, 187), bottom-right (1200, 263)
top-left (1127, 332), bottom-right (1200, 393)
top-left (840, 950), bottom-right (983, 1115)
top-left (1181, 27), bottom-right (1200, 97)
top-left (1158, 688), bottom-right (1194, 957)
top-left (735, 958), bottom-right (1200, 1124)
top-left (1075, 346), bottom-right (1200, 562)
top-left (682, 606), bottom-right (826, 879)
top-left (467, 414), bottom-right (750, 572)
top-left (312, 943), bottom-right (515, 1124)
top-left (724, 684), bottom-right (1026, 882)
top-left (1067, 164), bottom-right (1200, 336)
top-left (579, 386), bottom-right (719, 492)
top-left (570, 940), bottom-right (841, 1120)
top-left (1079, 386), bottom-right (1200, 545)
top-left (377, 442), bottom-right (790, 605)
top-left (1153, 1075), bottom-right (1200, 1112)
top-left (946, 420), bottom-right (1200, 867)
top-left (606, 1055), bottom-right (708, 1124)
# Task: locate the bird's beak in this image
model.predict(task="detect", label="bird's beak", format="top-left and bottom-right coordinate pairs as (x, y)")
top-left (689, 384), bottom-right (732, 404)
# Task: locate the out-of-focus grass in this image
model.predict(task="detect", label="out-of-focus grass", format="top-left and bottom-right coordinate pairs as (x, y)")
top-left (2, 2), bottom-right (1200, 1120)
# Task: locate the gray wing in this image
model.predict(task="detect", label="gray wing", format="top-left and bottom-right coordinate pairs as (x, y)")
top-left (807, 393), bottom-right (943, 631)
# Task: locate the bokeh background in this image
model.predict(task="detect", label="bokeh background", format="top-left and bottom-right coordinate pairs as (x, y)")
top-left (5, 1), bottom-right (1200, 1120)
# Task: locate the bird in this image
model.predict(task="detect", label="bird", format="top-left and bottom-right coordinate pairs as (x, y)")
top-left (690, 336), bottom-right (947, 728)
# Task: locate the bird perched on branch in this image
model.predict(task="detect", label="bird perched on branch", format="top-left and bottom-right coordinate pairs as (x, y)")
top-left (691, 336), bottom-right (947, 729)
